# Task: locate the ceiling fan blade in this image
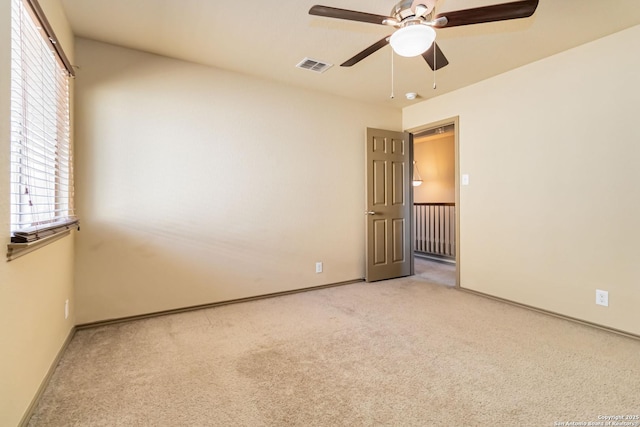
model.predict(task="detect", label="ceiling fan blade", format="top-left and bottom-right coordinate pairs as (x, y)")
top-left (422, 43), bottom-right (449, 71)
top-left (434, 0), bottom-right (538, 28)
top-left (309, 5), bottom-right (391, 25)
top-left (341, 37), bottom-right (390, 67)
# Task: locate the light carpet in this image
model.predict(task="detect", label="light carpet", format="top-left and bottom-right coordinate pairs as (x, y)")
top-left (414, 256), bottom-right (456, 287)
top-left (28, 275), bottom-right (640, 426)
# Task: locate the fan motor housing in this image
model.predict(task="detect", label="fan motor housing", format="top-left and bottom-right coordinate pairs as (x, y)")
top-left (391, 0), bottom-right (436, 21)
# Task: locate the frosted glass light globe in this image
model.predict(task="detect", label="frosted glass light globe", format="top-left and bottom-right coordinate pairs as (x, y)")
top-left (390, 25), bottom-right (436, 57)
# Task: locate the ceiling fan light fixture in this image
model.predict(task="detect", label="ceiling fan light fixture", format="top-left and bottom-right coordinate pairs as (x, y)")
top-left (390, 24), bottom-right (435, 57)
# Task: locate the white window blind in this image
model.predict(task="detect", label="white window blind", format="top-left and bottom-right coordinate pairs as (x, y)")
top-left (9, 0), bottom-right (78, 245)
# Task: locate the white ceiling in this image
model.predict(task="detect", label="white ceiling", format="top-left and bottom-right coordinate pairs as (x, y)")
top-left (60, 0), bottom-right (640, 109)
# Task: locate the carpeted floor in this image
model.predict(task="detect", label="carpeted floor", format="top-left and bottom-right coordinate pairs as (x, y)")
top-left (414, 256), bottom-right (456, 287)
top-left (28, 272), bottom-right (640, 426)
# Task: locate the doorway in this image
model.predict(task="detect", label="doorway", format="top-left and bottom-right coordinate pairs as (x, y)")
top-left (409, 118), bottom-right (459, 287)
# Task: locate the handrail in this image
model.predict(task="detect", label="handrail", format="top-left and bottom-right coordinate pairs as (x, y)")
top-left (414, 203), bottom-right (456, 260)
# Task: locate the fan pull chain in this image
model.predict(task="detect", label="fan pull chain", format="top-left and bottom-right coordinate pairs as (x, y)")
top-left (433, 43), bottom-right (437, 90)
top-left (390, 47), bottom-right (395, 99)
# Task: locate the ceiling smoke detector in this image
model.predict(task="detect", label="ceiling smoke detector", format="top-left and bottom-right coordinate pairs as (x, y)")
top-left (405, 92), bottom-right (417, 100)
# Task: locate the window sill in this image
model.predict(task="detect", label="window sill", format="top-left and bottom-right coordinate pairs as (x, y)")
top-left (7, 230), bottom-right (71, 261)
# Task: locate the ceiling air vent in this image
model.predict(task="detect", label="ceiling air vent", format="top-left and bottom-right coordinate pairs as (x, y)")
top-left (296, 57), bottom-right (333, 73)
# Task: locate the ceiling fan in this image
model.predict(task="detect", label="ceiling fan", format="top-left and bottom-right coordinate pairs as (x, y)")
top-left (309, 0), bottom-right (539, 71)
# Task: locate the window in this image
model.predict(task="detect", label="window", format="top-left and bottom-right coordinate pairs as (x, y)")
top-left (8, 0), bottom-right (77, 258)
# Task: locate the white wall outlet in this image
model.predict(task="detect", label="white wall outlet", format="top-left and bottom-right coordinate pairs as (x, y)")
top-left (462, 174), bottom-right (470, 186)
top-left (595, 290), bottom-right (608, 307)
top-left (64, 299), bottom-right (69, 319)
top-left (315, 262), bottom-right (323, 273)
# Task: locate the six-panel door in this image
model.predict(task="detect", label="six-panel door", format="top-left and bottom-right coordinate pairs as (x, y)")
top-left (365, 128), bottom-right (412, 282)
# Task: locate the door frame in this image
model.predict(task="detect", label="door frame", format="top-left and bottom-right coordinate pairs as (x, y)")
top-left (406, 116), bottom-right (460, 288)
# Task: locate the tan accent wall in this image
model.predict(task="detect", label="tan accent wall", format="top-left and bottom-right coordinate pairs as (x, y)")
top-left (404, 25), bottom-right (640, 336)
top-left (0, 1), bottom-right (75, 425)
top-left (413, 133), bottom-right (455, 203)
top-left (73, 39), bottom-right (402, 324)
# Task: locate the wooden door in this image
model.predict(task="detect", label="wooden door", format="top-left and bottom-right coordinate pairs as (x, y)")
top-left (365, 128), bottom-right (412, 282)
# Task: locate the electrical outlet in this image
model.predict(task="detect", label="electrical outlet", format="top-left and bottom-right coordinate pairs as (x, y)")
top-left (595, 290), bottom-right (608, 307)
top-left (64, 299), bottom-right (69, 319)
top-left (315, 262), bottom-right (323, 273)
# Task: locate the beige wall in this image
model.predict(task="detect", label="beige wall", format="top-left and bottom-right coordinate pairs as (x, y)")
top-left (413, 133), bottom-right (455, 203)
top-left (73, 39), bottom-right (402, 324)
top-left (404, 25), bottom-right (640, 336)
top-left (0, 1), bottom-right (76, 426)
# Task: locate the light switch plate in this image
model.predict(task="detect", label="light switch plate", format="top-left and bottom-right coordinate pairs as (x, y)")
top-left (462, 174), bottom-right (470, 186)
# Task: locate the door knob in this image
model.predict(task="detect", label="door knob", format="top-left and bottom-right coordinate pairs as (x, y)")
top-left (365, 211), bottom-right (378, 215)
